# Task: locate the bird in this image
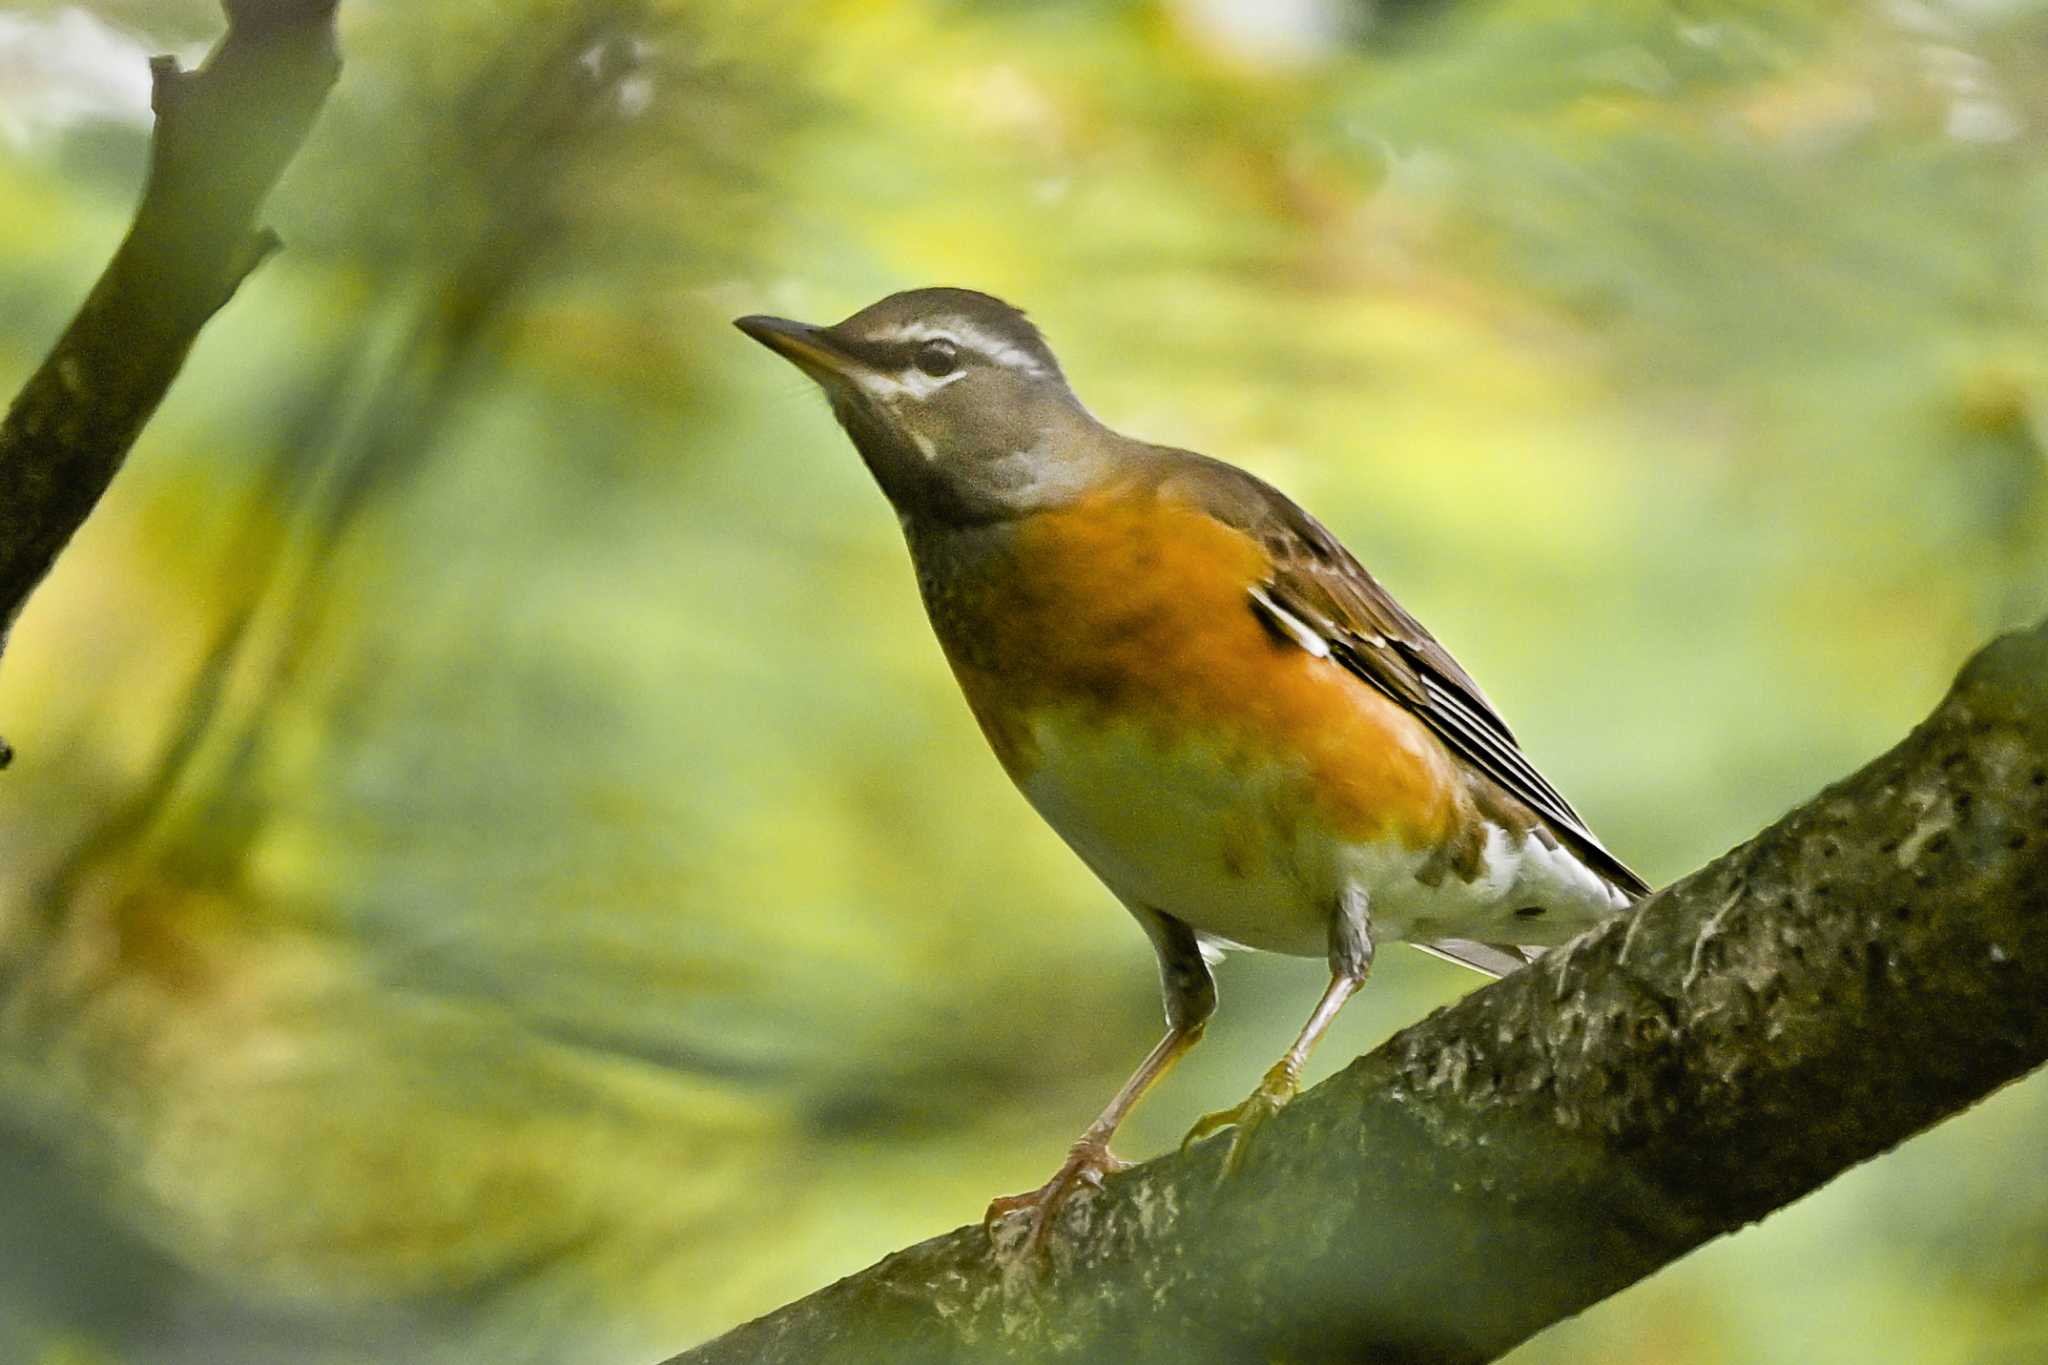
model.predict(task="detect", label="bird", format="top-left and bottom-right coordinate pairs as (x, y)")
top-left (735, 287), bottom-right (1647, 1247)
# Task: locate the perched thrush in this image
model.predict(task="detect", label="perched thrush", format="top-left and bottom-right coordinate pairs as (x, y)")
top-left (737, 288), bottom-right (1646, 1246)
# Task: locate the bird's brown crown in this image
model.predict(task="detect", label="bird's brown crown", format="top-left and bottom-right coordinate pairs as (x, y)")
top-left (736, 287), bottom-right (1110, 526)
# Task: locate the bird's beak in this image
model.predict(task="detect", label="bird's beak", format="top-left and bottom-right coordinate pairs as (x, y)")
top-left (733, 314), bottom-right (861, 384)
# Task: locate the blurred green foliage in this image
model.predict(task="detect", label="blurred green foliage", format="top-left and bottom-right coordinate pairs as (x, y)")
top-left (0, 0), bottom-right (2044, 1360)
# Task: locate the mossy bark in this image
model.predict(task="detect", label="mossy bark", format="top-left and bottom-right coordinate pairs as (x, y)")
top-left (667, 617), bottom-right (2048, 1365)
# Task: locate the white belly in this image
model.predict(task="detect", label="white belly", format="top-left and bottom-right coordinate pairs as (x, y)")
top-left (1016, 709), bottom-right (1627, 957)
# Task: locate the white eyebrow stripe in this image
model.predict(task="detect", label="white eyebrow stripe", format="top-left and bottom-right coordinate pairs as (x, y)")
top-left (866, 319), bottom-right (1050, 376)
top-left (867, 322), bottom-right (943, 344)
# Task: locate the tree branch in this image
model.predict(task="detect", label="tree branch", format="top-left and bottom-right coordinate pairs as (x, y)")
top-left (665, 616), bottom-right (2048, 1365)
top-left (0, 0), bottom-right (342, 764)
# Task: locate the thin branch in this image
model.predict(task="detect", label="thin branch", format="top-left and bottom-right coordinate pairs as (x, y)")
top-left (0, 0), bottom-right (343, 765)
top-left (664, 616), bottom-right (2048, 1365)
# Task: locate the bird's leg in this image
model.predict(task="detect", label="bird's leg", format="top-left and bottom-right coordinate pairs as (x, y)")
top-left (986, 910), bottom-right (1214, 1254)
top-left (1184, 888), bottom-right (1373, 1177)
top-left (984, 1023), bottom-right (1202, 1233)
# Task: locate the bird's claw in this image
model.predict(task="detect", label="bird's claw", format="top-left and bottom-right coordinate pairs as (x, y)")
top-left (1180, 1064), bottom-right (1299, 1178)
top-left (984, 1137), bottom-right (1130, 1258)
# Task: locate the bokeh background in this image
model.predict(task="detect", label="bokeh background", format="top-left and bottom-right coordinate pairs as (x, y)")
top-left (0, 0), bottom-right (2045, 1360)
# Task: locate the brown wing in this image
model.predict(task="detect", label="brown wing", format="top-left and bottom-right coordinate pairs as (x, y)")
top-left (1163, 452), bottom-right (1650, 901)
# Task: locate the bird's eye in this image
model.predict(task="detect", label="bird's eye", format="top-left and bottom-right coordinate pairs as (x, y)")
top-left (913, 339), bottom-right (959, 377)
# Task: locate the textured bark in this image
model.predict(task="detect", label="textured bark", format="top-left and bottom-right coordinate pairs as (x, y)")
top-left (665, 616), bottom-right (2048, 1365)
top-left (0, 0), bottom-right (341, 761)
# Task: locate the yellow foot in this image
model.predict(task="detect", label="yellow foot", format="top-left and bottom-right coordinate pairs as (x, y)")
top-left (984, 1137), bottom-right (1130, 1257)
top-left (1180, 1063), bottom-right (1298, 1177)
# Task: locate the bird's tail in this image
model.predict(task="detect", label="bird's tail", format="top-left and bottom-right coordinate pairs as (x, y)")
top-left (1413, 939), bottom-right (1540, 980)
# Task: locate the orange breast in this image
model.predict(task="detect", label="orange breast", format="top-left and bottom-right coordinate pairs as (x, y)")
top-left (926, 490), bottom-right (1464, 850)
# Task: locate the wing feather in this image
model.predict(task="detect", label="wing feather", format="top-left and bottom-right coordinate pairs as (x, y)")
top-left (1169, 453), bottom-right (1650, 900)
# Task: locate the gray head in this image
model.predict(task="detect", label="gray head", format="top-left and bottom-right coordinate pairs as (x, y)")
top-left (736, 288), bottom-right (1108, 525)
